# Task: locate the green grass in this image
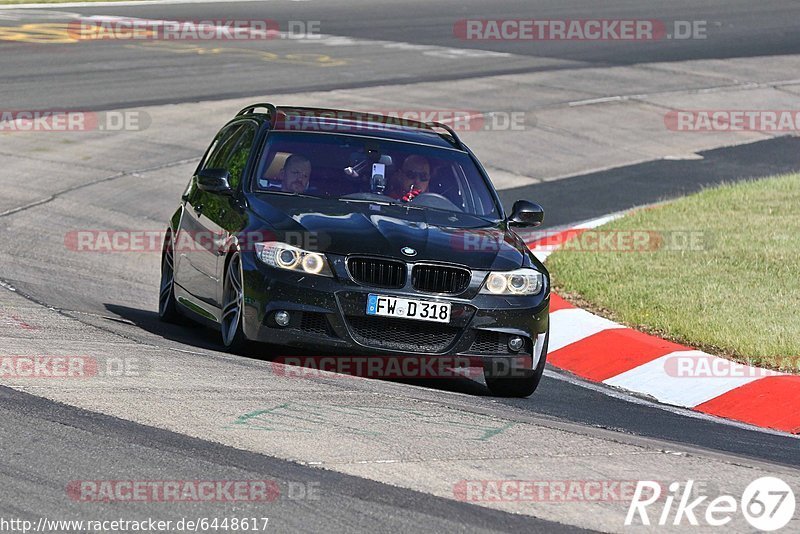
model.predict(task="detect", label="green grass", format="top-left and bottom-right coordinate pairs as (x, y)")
top-left (547, 172), bottom-right (800, 371)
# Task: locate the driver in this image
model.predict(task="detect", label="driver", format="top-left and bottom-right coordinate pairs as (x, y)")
top-left (279, 154), bottom-right (312, 193)
top-left (388, 155), bottom-right (430, 200)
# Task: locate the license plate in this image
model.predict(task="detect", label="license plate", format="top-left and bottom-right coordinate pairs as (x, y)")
top-left (366, 294), bottom-right (451, 323)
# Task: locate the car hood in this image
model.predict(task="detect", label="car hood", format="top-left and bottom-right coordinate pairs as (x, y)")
top-left (248, 195), bottom-right (528, 271)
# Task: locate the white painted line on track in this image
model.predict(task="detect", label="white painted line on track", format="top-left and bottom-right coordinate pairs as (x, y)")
top-left (0, 280), bottom-right (17, 292)
top-left (568, 95), bottom-right (625, 106)
top-left (573, 212), bottom-right (625, 229)
top-left (0, 9), bottom-right (80, 18)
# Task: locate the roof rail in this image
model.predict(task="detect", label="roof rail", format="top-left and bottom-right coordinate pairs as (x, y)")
top-left (427, 121), bottom-right (466, 150)
top-left (236, 103), bottom-right (279, 127)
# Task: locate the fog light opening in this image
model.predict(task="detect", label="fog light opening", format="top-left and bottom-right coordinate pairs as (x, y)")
top-left (508, 336), bottom-right (524, 352)
top-left (274, 310), bottom-right (291, 327)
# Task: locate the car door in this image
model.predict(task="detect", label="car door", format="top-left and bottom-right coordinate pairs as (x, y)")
top-left (209, 121), bottom-right (259, 308)
top-left (175, 123), bottom-right (244, 307)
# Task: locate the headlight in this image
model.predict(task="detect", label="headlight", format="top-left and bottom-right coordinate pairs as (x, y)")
top-left (254, 242), bottom-right (333, 277)
top-left (480, 268), bottom-right (543, 295)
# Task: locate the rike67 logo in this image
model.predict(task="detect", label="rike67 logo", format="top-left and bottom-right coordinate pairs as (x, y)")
top-left (626, 477), bottom-right (796, 531)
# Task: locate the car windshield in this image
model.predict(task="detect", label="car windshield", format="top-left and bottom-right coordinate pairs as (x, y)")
top-left (253, 132), bottom-right (501, 218)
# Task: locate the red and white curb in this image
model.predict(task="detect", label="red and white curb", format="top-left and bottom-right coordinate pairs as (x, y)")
top-left (530, 216), bottom-right (800, 435)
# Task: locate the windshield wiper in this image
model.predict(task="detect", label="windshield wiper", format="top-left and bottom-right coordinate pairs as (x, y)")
top-left (258, 191), bottom-right (320, 199)
top-left (339, 198), bottom-right (400, 206)
top-left (340, 198), bottom-right (464, 216)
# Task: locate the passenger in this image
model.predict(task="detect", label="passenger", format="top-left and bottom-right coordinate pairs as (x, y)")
top-left (387, 155), bottom-right (430, 200)
top-left (279, 154), bottom-right (312, 193)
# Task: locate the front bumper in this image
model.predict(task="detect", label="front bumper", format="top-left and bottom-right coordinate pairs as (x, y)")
top-left (240, 251), bottom-right (550, 368)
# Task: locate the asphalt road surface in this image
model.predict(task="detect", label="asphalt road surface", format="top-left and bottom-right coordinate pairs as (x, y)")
top-left (1, 1), bottom-right (800, 532)
top-left (1, 0), bottom-right (800, 108)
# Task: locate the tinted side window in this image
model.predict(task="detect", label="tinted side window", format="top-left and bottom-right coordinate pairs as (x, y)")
top-left (201, 124), bottom-right (243, 171)
top-left (224, 123), bottom-right (257, 189)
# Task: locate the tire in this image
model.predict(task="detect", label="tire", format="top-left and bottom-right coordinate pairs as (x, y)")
top-left (221, 252), bottom-right (248, 352)
top-left (158, 231), bottom-right (183, 323)
top-left (484, 331), bottom-right (548, 398)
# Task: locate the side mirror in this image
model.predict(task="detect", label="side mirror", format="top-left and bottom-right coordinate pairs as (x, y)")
top-left (508, 200), bottom-right (544, 227)
top-left (196, 169), bottom-right (233, 195)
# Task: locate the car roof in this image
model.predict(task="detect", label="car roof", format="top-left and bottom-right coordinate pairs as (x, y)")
top-left (235, 103), bottom-right (467, 150)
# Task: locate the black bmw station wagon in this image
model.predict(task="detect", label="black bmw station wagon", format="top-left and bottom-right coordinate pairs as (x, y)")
top-left (159, 104), bottom-right (550, 397)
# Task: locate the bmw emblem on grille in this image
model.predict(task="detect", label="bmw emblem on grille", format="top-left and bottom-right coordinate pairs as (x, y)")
top-left (401, 247), bottom-right (417, 257)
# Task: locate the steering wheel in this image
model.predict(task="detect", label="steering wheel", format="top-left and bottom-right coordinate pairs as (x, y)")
top-left (411, 192), bottom-right (450, 203)
top-left (408, 192), bottom-right (463, 212)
